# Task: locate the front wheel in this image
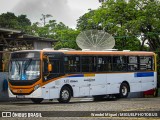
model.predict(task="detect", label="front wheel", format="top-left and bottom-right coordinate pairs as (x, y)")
top-left (31, 98), bottom-right (43, 104)
top-left (57, 86), bottom-right (71, 103)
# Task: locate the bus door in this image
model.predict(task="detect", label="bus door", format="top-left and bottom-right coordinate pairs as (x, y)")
top-left (42, 52), bottom-right (64, 99)
top-left (43, 53), bottom-right (64, 80)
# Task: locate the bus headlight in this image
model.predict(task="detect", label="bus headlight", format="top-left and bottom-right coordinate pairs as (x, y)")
top-left (34, 84), bottom-right (40, 91)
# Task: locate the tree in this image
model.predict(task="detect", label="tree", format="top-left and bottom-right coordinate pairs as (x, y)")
top-left (0, 12), bottom-right (18, 28)
top-left (0, 12), bottom-right (31, 32)
top-left (32, 19), bottom-right (80, 49)
top-left (54, 29), bottom-right (80, 50)
top-left (77, 0), bottom-right (160, 51)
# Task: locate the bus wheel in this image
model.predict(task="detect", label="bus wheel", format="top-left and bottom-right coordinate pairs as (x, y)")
top-left (58, 86), bottom-right (71, 103)
top-left (119, 83), bottom-right (129, 98)
top-left (31, 98), bottom-right (43, 104)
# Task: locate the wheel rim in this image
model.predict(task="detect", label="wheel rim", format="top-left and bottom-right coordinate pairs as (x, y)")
top-left (122, 86), bottom-right (127, 96)
top-left (61, 90), bottom-right (69, 100)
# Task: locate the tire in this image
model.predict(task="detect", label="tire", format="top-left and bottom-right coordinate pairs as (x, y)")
top-left (31, 98), bottom-right (43, 104)
top-left (119, 83), bottom-right (129, 98)
top-left (58, 86), bottom-right (71, 103)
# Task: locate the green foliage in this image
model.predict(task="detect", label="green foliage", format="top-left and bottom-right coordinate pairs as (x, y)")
top-left (52, 29), bottom-right (80, 50)
top-left (77, 0), bottom-right (160, 51)
top-left (31, 20), bottom-right (80, 50)
top-left (0, 12), bottom-right (31, 32)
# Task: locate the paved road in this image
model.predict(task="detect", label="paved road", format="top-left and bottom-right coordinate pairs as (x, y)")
top-left (0, 97), bottom-right (160, 120)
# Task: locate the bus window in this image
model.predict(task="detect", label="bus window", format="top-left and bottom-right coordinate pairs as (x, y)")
top-left (112, 56), bottom-right (127, 71)
top-left (140, 56), bottom-right (153, 70)
top-left (128, 56), bottom-right (138, 71)
top-left (97, 56), bottom-right (112, 72)
top-left (81, 56), bottom-right (97, 72)
top-left (64, 56), bottom-right (80, 73)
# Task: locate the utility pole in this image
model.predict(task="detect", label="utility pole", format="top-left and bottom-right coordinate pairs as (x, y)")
top-left (40, 14), bottom-right (53, 26)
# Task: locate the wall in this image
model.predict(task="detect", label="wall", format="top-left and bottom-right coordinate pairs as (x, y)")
top-left (0, 72), bottom-right (9, 101)
top-left (34, 41), bottom-right (52, 50)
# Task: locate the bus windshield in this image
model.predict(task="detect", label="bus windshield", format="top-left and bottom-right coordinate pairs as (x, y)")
top-left (9, 59), bottom-right (40, 80)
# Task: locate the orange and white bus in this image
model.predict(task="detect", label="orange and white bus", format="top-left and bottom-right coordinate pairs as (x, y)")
top-left (8, 50), bottom-right (157, 103)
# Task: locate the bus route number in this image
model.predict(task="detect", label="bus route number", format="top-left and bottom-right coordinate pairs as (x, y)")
top-left (64, 79), bottom-right (69, 84)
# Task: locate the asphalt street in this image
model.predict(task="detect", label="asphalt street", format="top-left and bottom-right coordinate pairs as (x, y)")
top-left (0, 97), bottom-right (159, 120)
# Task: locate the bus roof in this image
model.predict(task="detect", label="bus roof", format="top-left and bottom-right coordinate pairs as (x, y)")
top-left (13, 50), bottom-right (155, 56)
top-left (42, 50), bottom-right (154, 56)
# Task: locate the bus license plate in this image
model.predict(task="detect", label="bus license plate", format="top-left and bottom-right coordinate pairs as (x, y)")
top-left (16, 95), bottom-right (25, 98)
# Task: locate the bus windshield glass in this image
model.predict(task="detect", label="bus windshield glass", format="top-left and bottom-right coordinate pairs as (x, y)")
top-left (9, 59), bottom-right (40, 80)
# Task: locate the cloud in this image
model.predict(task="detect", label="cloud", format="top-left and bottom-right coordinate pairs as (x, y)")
top-left (12, 0), bottom-right (75, 27)
top-left (12, 0), bottom-right (100, 28)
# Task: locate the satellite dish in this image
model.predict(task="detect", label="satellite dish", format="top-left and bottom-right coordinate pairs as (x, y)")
top-left (76, 30), bottom-right (115, 51)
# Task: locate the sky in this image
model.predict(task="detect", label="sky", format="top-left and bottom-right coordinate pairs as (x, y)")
top-left (0, 0), bottom-right (101, 28)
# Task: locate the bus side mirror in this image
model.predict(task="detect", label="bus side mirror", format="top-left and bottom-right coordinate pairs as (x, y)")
top-left (48, 63), bottom-right (52, 72)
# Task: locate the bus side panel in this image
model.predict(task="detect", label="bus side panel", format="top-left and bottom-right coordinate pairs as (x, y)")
top-left (40, 72), bottom-right (156, 99)
top-left (49, 87), bottom-right (59, 99)
top-left (72, 86), bottom-right (80, 97)
top-left (141, 72), bottom-right (157, 91)
top-left (106, 73), bottom-right (143, 94)
top-left (42, 87), bottom-right (50, 99)
top-left (29, 87), bottom-right (43, 98)
top-left (89, 74), bottom-right (106, 96)
top-left (61, 77), bottom-right (83, 97)
top-left (129, 72), bottom-right (156, 92)
top-left (42, 80), bottom-right (61, 99)
top-left (106, 73), bottom-right (125, 94)
top-left (130, 73), bottom-right (142, 92)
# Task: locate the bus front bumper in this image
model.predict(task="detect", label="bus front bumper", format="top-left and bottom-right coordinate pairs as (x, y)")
top-left (8, 87), bottom-right (43, 99)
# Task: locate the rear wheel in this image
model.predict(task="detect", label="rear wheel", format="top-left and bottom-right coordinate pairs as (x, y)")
top-left (58, 86), bottom-right (71, 103)
top-left (119, 83), bottom-right (129, 98)
top-left (31, 98), bottom-right (43, 104)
